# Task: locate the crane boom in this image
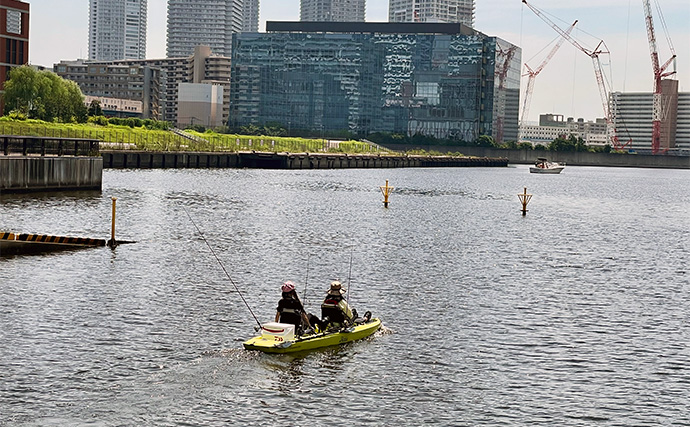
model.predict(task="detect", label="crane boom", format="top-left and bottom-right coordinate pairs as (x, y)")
top-left (519, 20), bottom-right (577, 130)
top-left (643, 0), bottom-right (677, 154)
top-left (522, 0), bottom-right (630, 149)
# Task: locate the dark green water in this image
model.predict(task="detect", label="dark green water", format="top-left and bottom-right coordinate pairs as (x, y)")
top-left (1, 165), bottom-right (689, 425)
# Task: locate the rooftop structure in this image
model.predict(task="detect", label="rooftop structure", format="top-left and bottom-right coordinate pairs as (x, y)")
top-left (89, 0), bottom-right (147, 61)
top-left (300, 0), bottom-right (366, 22)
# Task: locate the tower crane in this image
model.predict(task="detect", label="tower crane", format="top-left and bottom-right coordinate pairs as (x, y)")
top-left (519, 20), bottom-right (577, 133)
top-left (522, 0), bottom-right (631, 150)
top-left (643, 0), bottom-right (677, 154)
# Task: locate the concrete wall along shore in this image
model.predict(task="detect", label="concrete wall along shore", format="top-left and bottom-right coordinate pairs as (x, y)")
top-left (0, 156), bottom-right (103, 193)
top-left (101, 150), bottom-right (508, 169)
top-left (385, 145), bottom-right (690, 169)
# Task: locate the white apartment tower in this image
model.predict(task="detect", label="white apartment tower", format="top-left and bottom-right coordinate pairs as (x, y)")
top-left (242, 0), bottom-right (260, 32)
top-left (300, 0), bottom-right (366, 22)
top-left (89, 0), bottom-right (147, 61)
top-left (167, 0), bottom-right (259, 58)
top-left (389, 0), bottom-right (475, 28)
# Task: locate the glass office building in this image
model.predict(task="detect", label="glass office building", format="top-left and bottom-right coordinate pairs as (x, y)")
top-left (230, 22), bottom-right (521, 142)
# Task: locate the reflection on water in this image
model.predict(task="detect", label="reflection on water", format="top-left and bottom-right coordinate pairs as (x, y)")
top-left (1, 166), bottom-right (689, 425)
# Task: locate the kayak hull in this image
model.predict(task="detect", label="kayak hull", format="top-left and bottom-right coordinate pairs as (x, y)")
top-left (243, 318), bottom-right (382, 354)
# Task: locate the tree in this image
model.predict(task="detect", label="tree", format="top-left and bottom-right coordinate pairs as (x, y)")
top-left (88, 99), bottom-right (103, 117)
top-left (475, 135), bottom-right (496, 147)
top-left (3, 65), bottom-right (86, 122)
top-left (3, 65), bottom-right (39, 115)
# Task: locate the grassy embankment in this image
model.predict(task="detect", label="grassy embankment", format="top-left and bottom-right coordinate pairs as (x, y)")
top-left (0, 118), bottom-right (390, 154)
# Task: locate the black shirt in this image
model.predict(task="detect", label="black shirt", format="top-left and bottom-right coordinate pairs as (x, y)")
top-left (277, 297), bottom-right (304, 327)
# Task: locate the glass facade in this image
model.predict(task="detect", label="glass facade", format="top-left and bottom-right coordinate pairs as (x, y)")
top-left (230, 25), bottom-right (521, 142)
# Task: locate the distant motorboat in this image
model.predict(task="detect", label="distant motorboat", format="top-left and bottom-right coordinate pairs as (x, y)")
top-left (530, 157), bottom-right (565, 174)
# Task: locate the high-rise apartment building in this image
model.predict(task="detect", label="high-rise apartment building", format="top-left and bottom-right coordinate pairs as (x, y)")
top-left (389, 0), bottom-right (475, 28)
top-left (242, 0), bottom-right (259, 32)
top-left (89, 0), bottom-right (147, 61)
top-left (167, 0), bottom-right (258, 58)
top-left (611, 87), bottom-right (690, 152)
top-left (300, 0), bottom-right (365, 22)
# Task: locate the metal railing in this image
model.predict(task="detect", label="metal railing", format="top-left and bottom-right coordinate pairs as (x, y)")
top-left (1, 135), bottom-right (100, 157)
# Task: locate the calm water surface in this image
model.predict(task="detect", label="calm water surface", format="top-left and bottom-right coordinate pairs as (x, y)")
top-left (1, 165), bottom-right (689, 425)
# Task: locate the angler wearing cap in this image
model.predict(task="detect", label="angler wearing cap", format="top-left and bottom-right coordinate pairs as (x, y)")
top-left (320, 280), bottom-right (355, 329)
top-left (275, 281), bottom-right (312, 334)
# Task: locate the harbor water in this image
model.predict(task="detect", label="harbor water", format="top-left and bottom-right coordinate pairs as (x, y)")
top-left (1, 165), bottom-right (689, 425)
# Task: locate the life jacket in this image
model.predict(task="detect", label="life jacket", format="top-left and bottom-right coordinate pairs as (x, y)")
top-left (321, 295), bottom-right (353, 325)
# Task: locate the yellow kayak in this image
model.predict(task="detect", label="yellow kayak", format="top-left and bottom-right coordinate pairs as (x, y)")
top-left (243, 318), bottom-right (382, 354)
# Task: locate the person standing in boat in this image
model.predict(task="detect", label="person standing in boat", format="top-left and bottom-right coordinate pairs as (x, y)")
top-left (321, 280), bottom-right (355, 329)
top-left (275, 281), bottom-right (312, 334)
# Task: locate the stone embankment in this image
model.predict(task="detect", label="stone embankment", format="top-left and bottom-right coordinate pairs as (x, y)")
top-left (100, 150), bottom-right (508, 169)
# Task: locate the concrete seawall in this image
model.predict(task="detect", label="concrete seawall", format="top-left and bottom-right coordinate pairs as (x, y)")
top-left (101, 150), bottom-right (508, 169)
top-left (0, 156), bottom-right (103, 193)
top-left (383, 145), bottom-right (690, 169)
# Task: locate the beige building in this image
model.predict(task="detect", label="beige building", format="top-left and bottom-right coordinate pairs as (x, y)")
top-left (177, 83), bottom-right (224, 127)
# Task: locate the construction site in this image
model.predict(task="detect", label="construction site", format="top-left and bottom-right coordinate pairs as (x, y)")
top-left (518, 0), bottom-right (686, 154)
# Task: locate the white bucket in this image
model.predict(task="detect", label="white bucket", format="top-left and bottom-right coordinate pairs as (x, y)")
top-left (261, 322), bottom-right (295, 342)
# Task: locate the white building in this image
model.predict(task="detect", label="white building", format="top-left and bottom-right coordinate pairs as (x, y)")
top-left (177, 83), bottom-right (224, 128)
top-left (89, 0), bottom-right (147, 61)
top-left (520, 113), bottom-right (609, 146)
top-left (167, 0), bottom-right (258, 58)
top-left (611, 90), bottom-right (689, 151)
top-left (300, 0), bottom-right (366, 22)
top-left (389, 0), bottom-right (474, 27)
top-left (242, 0), bottom-right (260, 32)
top-left (84, 95), bottom-right (143, 117)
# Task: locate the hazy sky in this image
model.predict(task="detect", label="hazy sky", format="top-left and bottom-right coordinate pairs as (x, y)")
top-left (29, 0), bottom-right (689, 122)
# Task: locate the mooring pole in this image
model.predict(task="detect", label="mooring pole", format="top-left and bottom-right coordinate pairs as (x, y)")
top-left (380, 180), bottom-right (394, 208)
top-left (517, 187), bottom-right (532, 216)
top-left (108, 197), bottom-right (118, 248)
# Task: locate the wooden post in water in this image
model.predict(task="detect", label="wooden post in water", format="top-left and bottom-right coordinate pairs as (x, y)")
top-left (108, 197), bottom-right (118, 248)
top-left (518, 187), bottom-right (532, 216)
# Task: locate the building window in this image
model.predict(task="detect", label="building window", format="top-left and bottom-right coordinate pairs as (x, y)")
top-left (7, 10), bottom-right (21, 35)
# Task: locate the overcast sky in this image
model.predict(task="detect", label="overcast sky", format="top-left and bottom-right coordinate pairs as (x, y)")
top-left (29, 0), bottom-right (689, 123)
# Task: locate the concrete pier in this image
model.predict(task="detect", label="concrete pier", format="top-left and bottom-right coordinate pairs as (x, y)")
top-left (101, 150), bottom-right (508, 169)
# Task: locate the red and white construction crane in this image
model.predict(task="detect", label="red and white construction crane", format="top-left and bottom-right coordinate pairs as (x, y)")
top-left (522, 0), bottom-right (631, 150)
top-left (643, 0), bottom-right (677, 154)
top-left (519, 20), bottom-right (577, 132)
top-left (494, 44), bottom-right (518, 144)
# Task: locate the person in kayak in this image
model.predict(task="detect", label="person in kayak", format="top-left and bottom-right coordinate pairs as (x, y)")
top-left (320, 280), bottom-right (355, 329)
top-left (275, 281), bottom-right (312, 334)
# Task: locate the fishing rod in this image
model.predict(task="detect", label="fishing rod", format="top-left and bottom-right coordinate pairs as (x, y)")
top-left (183, 207), bottom-right (262, 329)
top-left (302, 253), bottom-right (310, 306)
top-left (346, 250), bottom-right (354, 305)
